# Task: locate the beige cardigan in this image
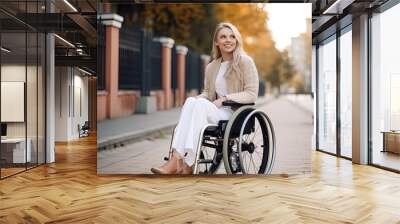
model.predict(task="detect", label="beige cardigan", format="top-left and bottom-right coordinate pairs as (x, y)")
top-left (198, 54), bottom-right (259, 104)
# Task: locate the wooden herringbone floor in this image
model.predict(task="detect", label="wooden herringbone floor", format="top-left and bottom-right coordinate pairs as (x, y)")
top-left (1, 134), bottom-right (400, 223)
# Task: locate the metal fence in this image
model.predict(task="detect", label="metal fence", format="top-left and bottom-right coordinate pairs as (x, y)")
top-left (185, 51), bottom-right (203, 92)
top-left (117, 28), bottom-right (163, 93)
top-left (150, 41), bottom-right (162, 90)
top-left (98, 26), bottom-right (204, 95)
top-left (171, 46), bottom-right (177, 90)
top-left (118, 28), bottom-right (142, 90)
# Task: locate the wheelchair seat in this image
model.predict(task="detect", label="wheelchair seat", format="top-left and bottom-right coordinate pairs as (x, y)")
top-left (203, 100), bottom-right (255, 137)
top-left (204, 125), bottom-right (219, 136)
top-left (204, 120), bottom-right (229, 137)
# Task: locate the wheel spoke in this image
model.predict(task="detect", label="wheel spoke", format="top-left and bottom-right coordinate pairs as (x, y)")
top-left (242, 152), bottom-right (247, 172)
top-left (253, 119), bottom-right (261, 134)
top-left (253, 126), bottom-right (260, 139)
top-left (251, 125), bottom-right (261, 143)
top-left (249, 155), bottom-right (254, 174)
top-left (250, 155), bottom-right (257, 174)
top-left (245, 133), bottom-right (250, 143)
top-left (254, 150), bottom-right (263, 161)
top-left (204, 147), bottom-right (209, 172)
top-left (247, 153), bottom-right (251, 172)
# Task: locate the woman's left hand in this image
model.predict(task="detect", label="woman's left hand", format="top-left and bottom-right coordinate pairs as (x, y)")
top-left (213, 96), bottom-right (227, 108)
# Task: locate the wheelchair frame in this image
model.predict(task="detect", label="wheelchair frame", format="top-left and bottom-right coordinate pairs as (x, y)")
top-left (165, 101), bottom-right (276, 175)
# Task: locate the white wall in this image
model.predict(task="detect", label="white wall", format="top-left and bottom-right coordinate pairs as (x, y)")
top-left (55, 67), bottom-right (89, 141)
top-left (1, 65), bottom-right (39, 137)
top-left (55, 66), bottom-right (69, 141)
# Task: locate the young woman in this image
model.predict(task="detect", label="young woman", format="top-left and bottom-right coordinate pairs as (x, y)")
top-left (151, 22), bottom-right (259, 174)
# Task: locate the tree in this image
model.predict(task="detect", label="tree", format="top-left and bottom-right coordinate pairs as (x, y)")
top-left (290, 73), bottom-right (306, 93)
top-left (117, 4), bottom-right (220, 54)
top-left (280, 50), bottom-right (296, 83)
top-left (268, 53), bottom-right (283, 93)
top-left (115, 3), bottom-right (299, 93)
top-left (142, 5), bottom-right (204, 42)
top-left (265, 49), bottom-right (296, 93)
top-left (214, 4), bottom-right (281, 82)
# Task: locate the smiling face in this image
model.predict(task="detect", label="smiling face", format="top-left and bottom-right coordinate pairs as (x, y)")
top-left (215, 27), bottom-right (237, 56)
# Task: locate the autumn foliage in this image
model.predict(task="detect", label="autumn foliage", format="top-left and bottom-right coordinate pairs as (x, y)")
top-left (116, 3), bottom-right (304, 93)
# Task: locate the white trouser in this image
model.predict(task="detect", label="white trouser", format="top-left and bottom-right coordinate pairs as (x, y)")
top-left (171, 97), bottom-right (233, 166)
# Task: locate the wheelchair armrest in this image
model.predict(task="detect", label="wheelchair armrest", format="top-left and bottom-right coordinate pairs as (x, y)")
top-left (222, 100), bottom-right (255, 107)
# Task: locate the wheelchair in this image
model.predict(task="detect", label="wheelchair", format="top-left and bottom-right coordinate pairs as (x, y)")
top-left (164, 100), bottom-right (276, 175)
top-left (78, 121), bottom-right (90, 138)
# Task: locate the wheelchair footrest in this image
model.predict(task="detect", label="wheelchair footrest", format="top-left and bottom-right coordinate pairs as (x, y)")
top-left (198, 159), bottom-right (213, 164)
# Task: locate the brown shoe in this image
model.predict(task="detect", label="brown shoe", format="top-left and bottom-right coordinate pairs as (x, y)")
top-left (151, 159), bottom-right (178, 175)
top-left (152, 150), bottom-right (185, 174)
top-left (150, 167), bottom-right (172, 174)
top-left (180, 163), bottom-right (193, 175)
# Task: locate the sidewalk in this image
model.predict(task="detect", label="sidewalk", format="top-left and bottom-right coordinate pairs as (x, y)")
top-left (284, 94), bottom-right (314, 115)
top-left (97, 95), bottom-right (313, 174)
top-left (98, 95), bottom-right (274, 149)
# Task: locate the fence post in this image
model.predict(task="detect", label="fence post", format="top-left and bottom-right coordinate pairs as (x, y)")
top-left (136, 30), bottom-right (158, 114)
top-left (98, 13), bottom-right (123, 119)
top-left (176, 45), bottom-right (188, 106)
top-left (141, 29), bottom-right (151, 96)
top-left (158, 37), bottom-right (175, 110)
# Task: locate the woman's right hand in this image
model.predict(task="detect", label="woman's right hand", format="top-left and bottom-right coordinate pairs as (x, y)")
top-left (213, 96), bottom-right (227, 108)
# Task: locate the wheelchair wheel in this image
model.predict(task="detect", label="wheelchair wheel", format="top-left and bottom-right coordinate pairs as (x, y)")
top-left (238, 110), bottom-right (275, 174)
top-left (222, 106), bottom-right (253, 174)
top-left (223, 107), bottom-right (276, 174)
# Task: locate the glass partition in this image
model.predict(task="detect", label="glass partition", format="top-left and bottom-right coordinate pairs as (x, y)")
top-left (339, 27), bottom-right (352, 158)
top-left (38, 32), bottom-right (45, 165)
top-left (371, 3), bottom-right (400, 171)
top-left (1, 31), bottom-right (28, 177)
top-left (0, 0), bottom-right (46, 179)
top-left (317, 35), bottom-right (337, 154)
top-left (27, 31), bottom-right (38, 169)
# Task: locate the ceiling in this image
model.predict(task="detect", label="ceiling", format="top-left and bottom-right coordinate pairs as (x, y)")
top-left (1, 0), bottom-right (395, 73)
top-left (0, 0), bottom-right (97, 73)
top-left (307, 0), bottom-right (389, 41)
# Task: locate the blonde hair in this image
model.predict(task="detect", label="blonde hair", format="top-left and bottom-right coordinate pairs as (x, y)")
top-left (211, 22), bottom-right (245, 75)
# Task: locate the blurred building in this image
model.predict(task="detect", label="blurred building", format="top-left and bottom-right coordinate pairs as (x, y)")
top-left (288, 18), bottom-right (312, 92)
